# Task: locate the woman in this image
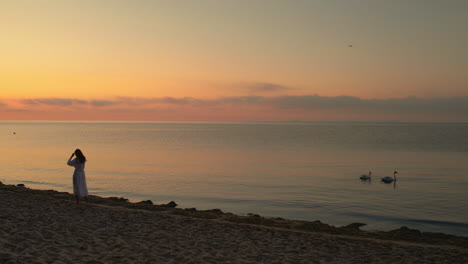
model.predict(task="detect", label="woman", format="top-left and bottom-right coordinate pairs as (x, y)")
top-left (67, 149), bottom-right (88, 204)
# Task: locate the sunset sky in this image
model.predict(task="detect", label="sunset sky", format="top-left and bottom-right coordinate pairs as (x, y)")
top-left (1, 0), bottom-right (467, 121)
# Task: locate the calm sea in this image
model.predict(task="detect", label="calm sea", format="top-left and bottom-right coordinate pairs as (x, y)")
top-left (1, 121), bottom-right (467, 236)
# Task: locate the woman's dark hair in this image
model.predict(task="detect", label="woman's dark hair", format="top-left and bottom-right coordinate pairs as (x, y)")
top-left (75, 149), bottom-right (87, 163)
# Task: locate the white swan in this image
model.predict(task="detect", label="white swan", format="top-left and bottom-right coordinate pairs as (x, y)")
top-left (360, 171), bottom-right (372, 180)
top-left (381, 171), bottom-right (398, 183)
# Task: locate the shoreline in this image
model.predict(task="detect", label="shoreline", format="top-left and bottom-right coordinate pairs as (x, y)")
top-left (10, 180), bottom-right (468, 237)
top-left (1, 181), bottom-right (468, 263)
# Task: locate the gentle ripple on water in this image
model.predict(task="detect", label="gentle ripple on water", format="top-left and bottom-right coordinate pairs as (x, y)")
top-left (1, 121), bottom-right (468, 236)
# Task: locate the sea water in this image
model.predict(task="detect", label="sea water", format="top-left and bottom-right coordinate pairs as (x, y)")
top-left (1, 121), bottom-right (467, 236)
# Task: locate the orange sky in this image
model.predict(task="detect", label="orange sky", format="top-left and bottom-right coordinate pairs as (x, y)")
top-left (1, 0), bottom-right (467, 121)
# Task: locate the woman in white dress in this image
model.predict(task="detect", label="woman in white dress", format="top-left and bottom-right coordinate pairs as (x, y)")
top-left (67, 149), bottom-right (88, 204)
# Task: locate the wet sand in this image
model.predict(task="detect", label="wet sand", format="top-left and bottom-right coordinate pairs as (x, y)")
top-left (1, 182), bottom-right (467, 263)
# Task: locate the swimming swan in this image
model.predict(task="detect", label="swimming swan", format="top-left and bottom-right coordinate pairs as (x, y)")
top-left (360, 171), bottom-right (372, 180)
top-left (381, 171), bottom-right (398, 183)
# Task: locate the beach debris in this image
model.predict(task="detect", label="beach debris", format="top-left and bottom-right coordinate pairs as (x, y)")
top-left (248, 213), bottom-right (261, 218)
top-left (205, 208), bottom-right (223, 214)
top-left (342, 223), bottom-right (367, 230)
top-left (164, 201), bottom-right (178, 208)
top-left (136, 200), bottom-right (154, 205)
top-left (388, 226), bottom-right (422, 240)
top-left (107, 197), bottom-right (129, 203)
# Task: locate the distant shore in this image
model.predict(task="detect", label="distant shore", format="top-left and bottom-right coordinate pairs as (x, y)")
top-left (1, 181), bottom-right (467, 263)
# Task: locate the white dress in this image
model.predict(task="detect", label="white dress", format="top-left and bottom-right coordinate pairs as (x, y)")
top-left (67, 158), bottom-right (88, 197)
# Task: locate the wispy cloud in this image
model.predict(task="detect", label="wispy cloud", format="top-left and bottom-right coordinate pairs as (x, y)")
top-left (116, 97), bottom-right (204, 106)
top-left (2, 95), bottom-right (468, 122)
top-left (268, 95), bottom-right (468, 114)
top-left (219, 96), bottom-right (265, 104)
top-left (246, 82), bottom-right (293, 93)
top-left (20, 98), bottom-right (88, 106)
top-left (90, 100), bottom-right (120, 107)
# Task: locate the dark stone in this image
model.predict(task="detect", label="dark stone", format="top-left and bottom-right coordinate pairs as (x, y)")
top-left (423, 231), bottom-right (454, 240)
top-left (300, 220), bottom-right (335, 232)
top-left (165, 201), bottom-right (177, 208)
top-left (389, 226), bottom-right (422, 240)
top-left (136, 200), bottom-right (153, 205)
top-left (247, 213), bottom-right (261, 217)
top-left (206, 208), bottom-right (223, 214)
top-left (185, 208), bottom-right (198, 212)
top-left (108, 197), bottom-right (129, 203)
top-left (17, 184), bottom-right (25, 187)
top-left (0, 181), bottom-right (4, 186)
top-left (343, 223), bottom-right (367, 230)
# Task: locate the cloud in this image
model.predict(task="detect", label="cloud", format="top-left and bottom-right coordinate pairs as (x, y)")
top-left (379, 96), bottom-right (468, 114)
top-left (151, 97), bottom-right (201, 105)
top-left (2, 95), bottom-right (468, 121)
top-left (0, 100), bottom-right (26, 112)
top-left (219, 96), bottom-right (265, 104)
top-left (18, 98), bottom-right (119, 107)
top-left (3, 108), bottom-right (31, 113)
top-left (8, 95), bottom-right (468, 113)
top-left (266, 95), bottom-right (468, 114)
top-left (269, 95), bottom-right (365, 109)
top-left (20, 98), bottom-right (88, 106)
top-left (246, 82), bottom-right (293, 93)
top-left (116, 97), bottom-right (204, 106)
top-left (90, 100), bottom-right (120, 107)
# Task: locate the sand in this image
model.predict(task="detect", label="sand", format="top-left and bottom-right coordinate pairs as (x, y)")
top-left (1, 183), bottom-right (467, 264)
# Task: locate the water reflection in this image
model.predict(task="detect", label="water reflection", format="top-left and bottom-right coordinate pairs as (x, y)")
top-left (1, 122), bottom-right (468, 235)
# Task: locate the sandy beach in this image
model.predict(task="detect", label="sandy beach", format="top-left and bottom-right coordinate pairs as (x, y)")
top-left (1, 182), bottom-right (467, 264)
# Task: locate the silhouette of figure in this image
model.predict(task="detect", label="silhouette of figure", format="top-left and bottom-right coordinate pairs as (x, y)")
top-left (67, 149), bottom-right (89, 204)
